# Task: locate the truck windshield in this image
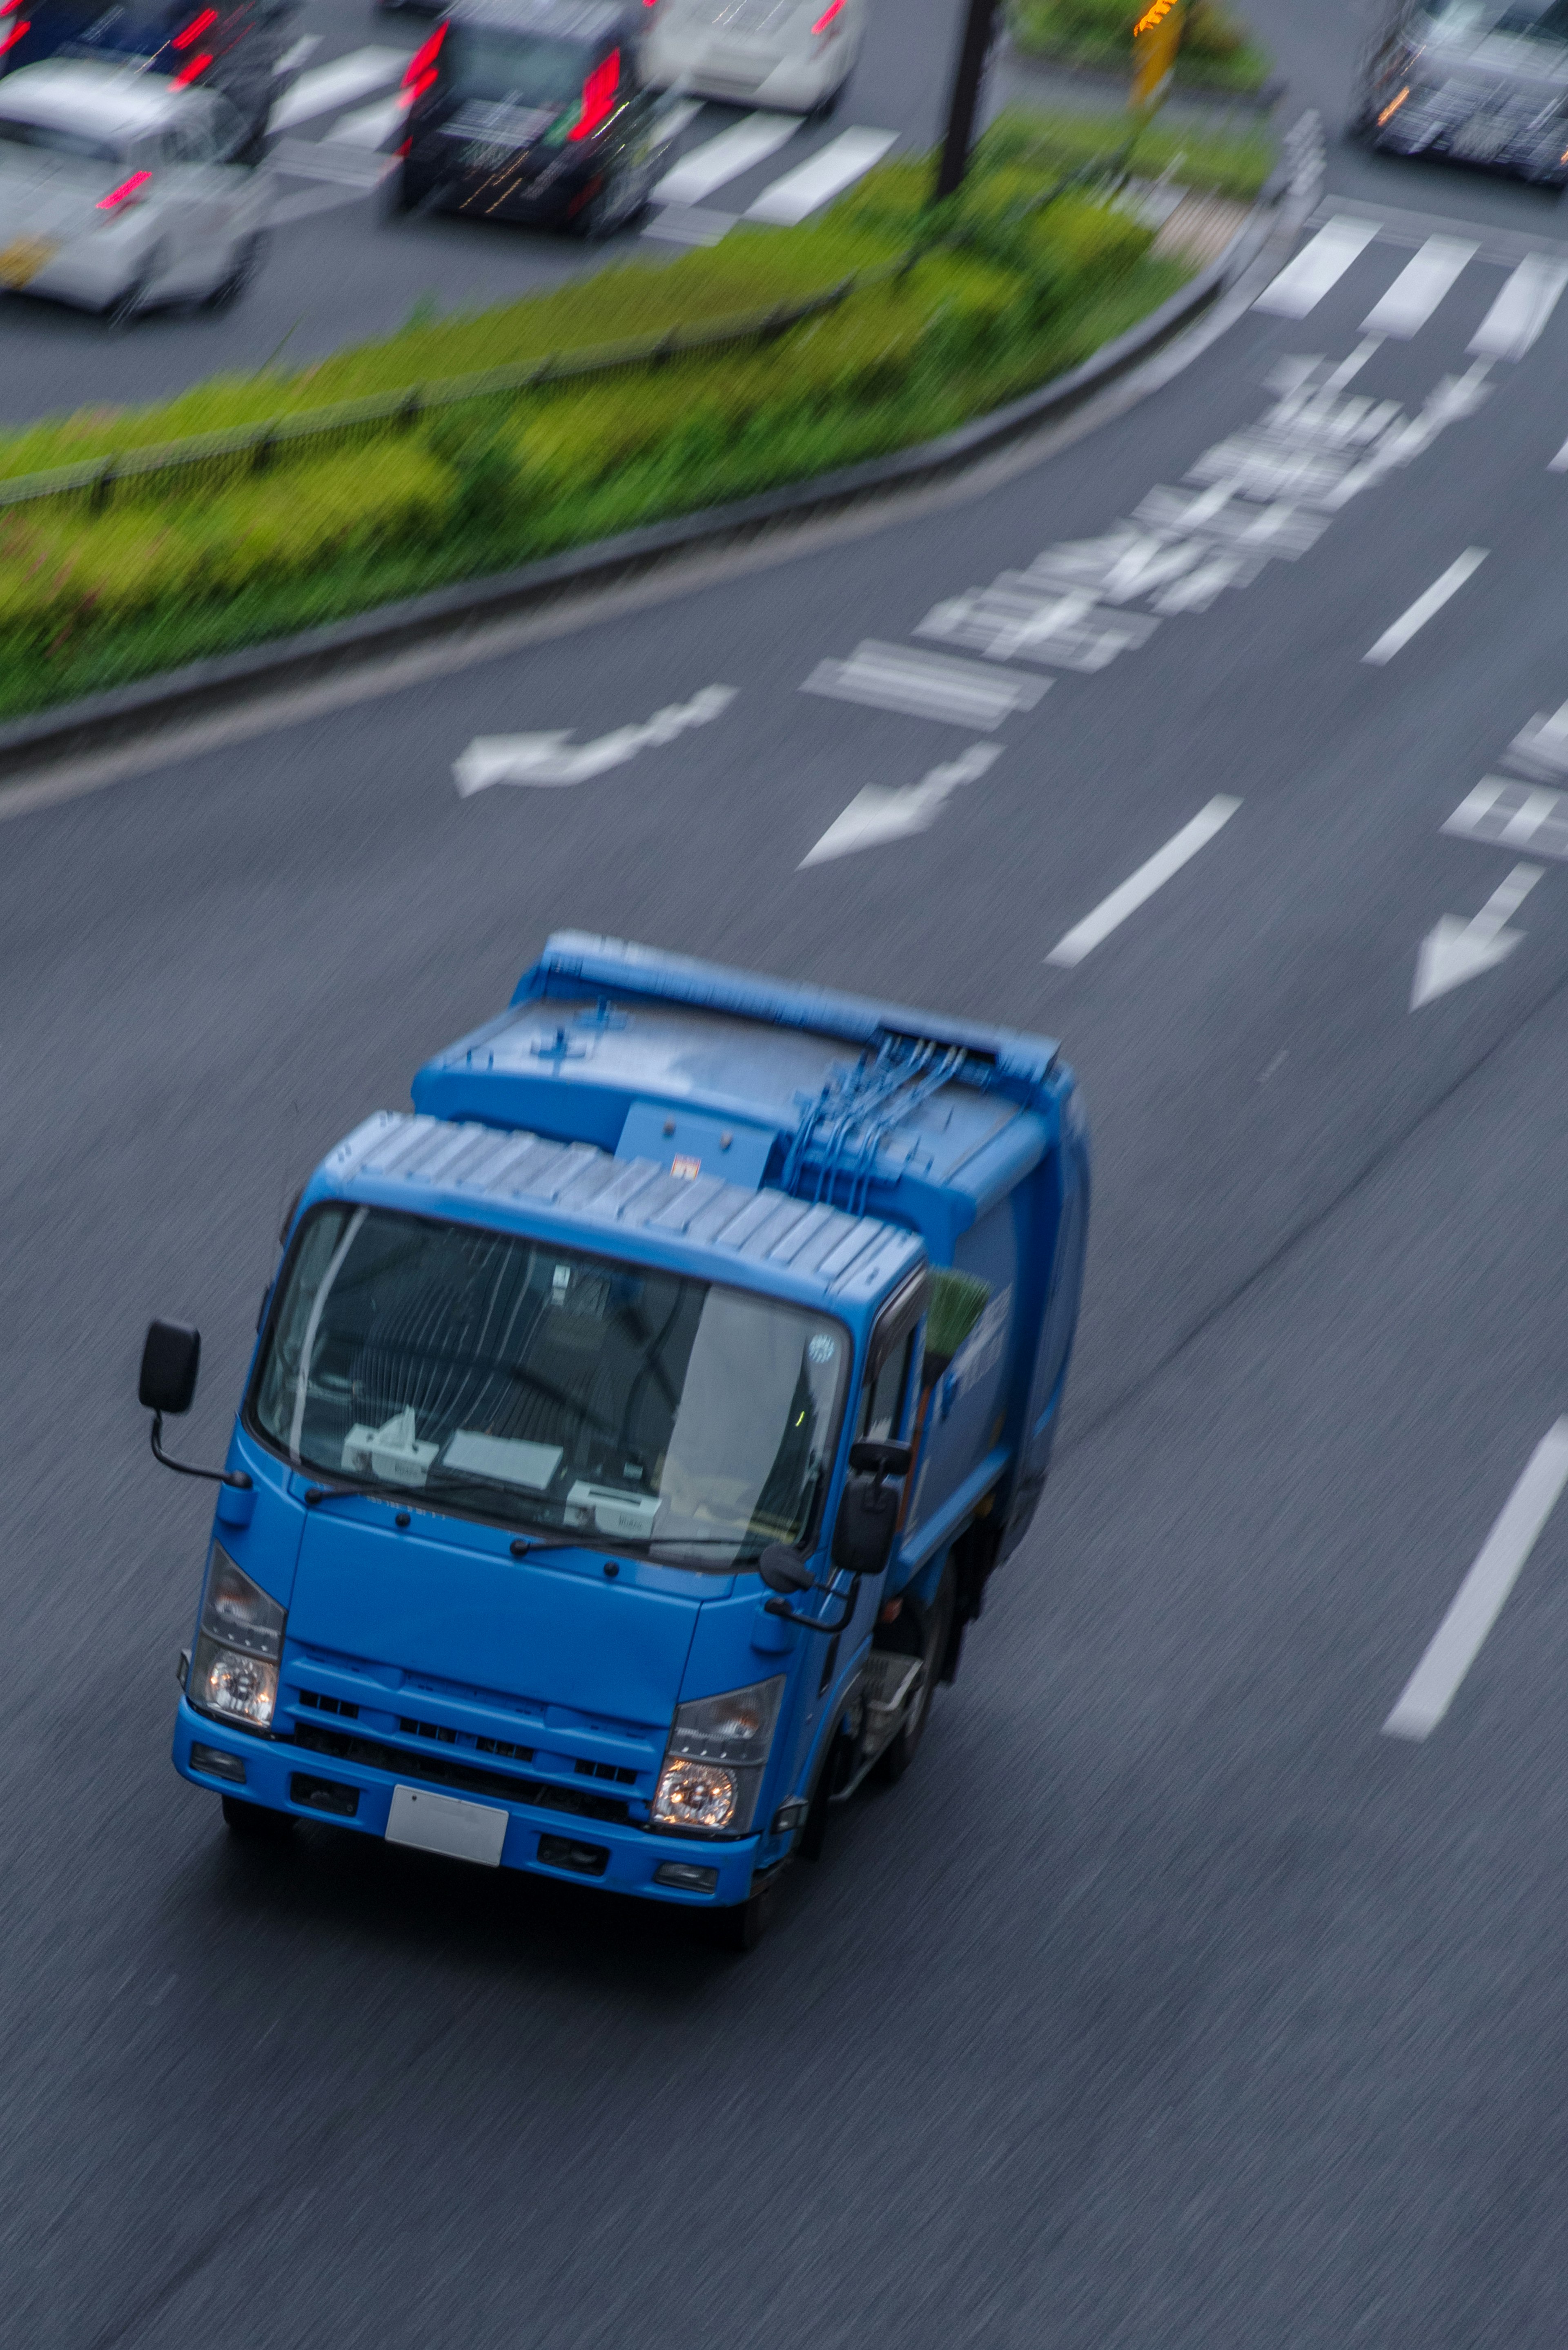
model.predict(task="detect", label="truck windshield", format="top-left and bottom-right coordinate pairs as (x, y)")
top-left (249, 1204), bottom-right (849, 1570)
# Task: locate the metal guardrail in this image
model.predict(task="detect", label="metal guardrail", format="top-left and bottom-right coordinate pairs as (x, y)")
top-left (0, 262), bottom-right (920, 522)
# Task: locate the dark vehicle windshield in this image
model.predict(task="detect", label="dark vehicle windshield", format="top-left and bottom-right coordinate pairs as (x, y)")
top-left (441, 25), bottom-right (596, 106)
top-left (250, 1204), bottom-right (850, 1570)
top-left (1424, 0), bottom-right (1568, 38)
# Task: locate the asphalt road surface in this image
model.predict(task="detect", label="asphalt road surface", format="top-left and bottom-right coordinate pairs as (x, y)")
top-left (9, 33), bottom-right (1568, 2350)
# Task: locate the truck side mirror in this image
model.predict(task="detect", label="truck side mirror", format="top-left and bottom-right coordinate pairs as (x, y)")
top-left (832, 1463), bottom-right (903, 1581)
top-left (758, 1544), bottom-right (815, 1595)
top-left (139, 1320), bottom-right (201, 1415)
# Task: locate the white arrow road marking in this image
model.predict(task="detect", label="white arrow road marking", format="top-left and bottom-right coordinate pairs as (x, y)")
top-left (799, 745), bottom-right (1000, 867)
top-left (1383, 1420), bottom-right (1568, 1740)
top-left (1363, 548), bottom-right (1487, 666)
top-left (453, 685), bottom-right (736, 796)
top-left (1410, 862), bottom-right (1542, 1009)
top-left (1045, 797), bottom-right (1239, 969)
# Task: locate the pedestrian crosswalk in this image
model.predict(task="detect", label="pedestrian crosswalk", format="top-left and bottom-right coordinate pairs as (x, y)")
top-left (1255, 212), bottom-right (1568, 362)
top-left (263, 48), bottom-right (897, 244)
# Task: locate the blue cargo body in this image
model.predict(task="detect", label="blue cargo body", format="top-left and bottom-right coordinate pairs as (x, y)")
top-left (164, 936), bottom-right (1090, 1942)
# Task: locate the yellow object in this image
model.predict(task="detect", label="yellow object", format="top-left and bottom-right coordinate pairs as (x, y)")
top-left (0, 236), bottom-right (58, 290)
top-left (1130, 0), bottom-right (1184, 115)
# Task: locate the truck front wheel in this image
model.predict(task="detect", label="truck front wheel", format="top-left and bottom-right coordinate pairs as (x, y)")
top-left (221, 1794), bottom-right (296, 1841)
top-left (708, 1879), bottom-right (774, 1953)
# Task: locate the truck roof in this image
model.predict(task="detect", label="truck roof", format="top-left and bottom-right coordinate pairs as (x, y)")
top-left (319, 1112), bottom-right (924, 1320)
top-left (411, 934), bottom-right (1065, 1259)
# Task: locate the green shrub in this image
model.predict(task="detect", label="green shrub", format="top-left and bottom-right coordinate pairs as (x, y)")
top-left (1009, 0), bottom-right (1272, 90)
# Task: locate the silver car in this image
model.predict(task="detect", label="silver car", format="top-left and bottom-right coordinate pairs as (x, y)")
top-left (1355, 0), bottom-right (1568, 183)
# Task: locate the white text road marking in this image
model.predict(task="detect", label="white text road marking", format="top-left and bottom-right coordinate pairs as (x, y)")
top-left (799, 745), bottom-right (1000, 865)
top-left (1444, 778), bottom-right (1568, 860)
top-left (802, 642), bottom-right (1049, 729)
top-left (1410, 862), bottom-right (1542, 1008)
top-left (652, 114), bottom-right (797, 207)
top-left (1045, 797), bottom-right (1240, 969)
top-left (1363, 548), bottom-right (1487, 665)
top-left (1469, 253), bottom-right (1568, 359)
top-left (268, 48), bottom-right (407, 132)
top-left (1383, 1420), bottom-right (1568, 1740)
top-left (1362, 235), bottom-right (1476, 338)
top-left (1254, 216), bottom-right (1380, 318)
top-left (746, 128), bottom-right (898, 225)
top-left (453, 685), bottom-right (736, 794)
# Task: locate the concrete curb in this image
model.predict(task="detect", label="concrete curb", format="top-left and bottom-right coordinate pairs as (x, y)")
top-left (0, 150), bottom-right (1317, 785)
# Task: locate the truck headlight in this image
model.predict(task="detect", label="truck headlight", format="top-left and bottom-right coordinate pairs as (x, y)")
top-left (188, 1547), bottom-right (286, 1732)
top-left (651, 1677), bottom-right (784, 1836)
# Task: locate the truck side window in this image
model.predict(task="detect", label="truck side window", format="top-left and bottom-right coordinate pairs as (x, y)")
top-left (858, 1329), bottom-right (914, 1443)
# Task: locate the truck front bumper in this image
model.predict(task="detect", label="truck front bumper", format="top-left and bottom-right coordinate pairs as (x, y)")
top-left (172, 1700), bottom-right (763, 1905)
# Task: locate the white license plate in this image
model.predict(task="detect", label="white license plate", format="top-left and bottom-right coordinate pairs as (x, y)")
top-left (385, 1782), bottom-right (508, 1866)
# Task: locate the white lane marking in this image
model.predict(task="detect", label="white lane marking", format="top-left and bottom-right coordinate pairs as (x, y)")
top-left (655, 97), bottom-right (704, 142)
top-left (651, 113), bottom-right (797, 206)
top-left (801, 642), bottom-right (1049, 729)
top-left (268, 136), bottom-right (390, 188)
top-left (1045, 797), bottom-right (1239, 969)
top-left (1253, 216), bottom-right (1380, 318)
top-left (1410, 862), bottom-right (1541, 1009)
top-left (1549, 431), bottom-right (1568, 472)
top-left (269, 177), bottom-right (389, 226)
top-left (1469, 252), bottom-right (1568, 359)
top-left (268, 48), bottom-right (407, 133)
top-left (1363, 547), bottom-right (1486, 665)
top-left (453, 684), bottom-right (736, 794)
top-left (274, 32), bottom-right (321, 76)
top-left (1323, 335), bottom-right (1383, 390)
top-left (800, 745), bottom-right (1000, 865)
top-left (745, 127), bottom-right (898, 225)
top-left (1443, 778), bottom-right (1568, 860)
top-left (327, 94), bottom-right (408, 149)
top-left (1383, 1420), bottom-right (1568, 1740)
top-left (1507, 698), bottom-right (1568, 778)
top-left (1361, 234), bottom-right (1476, 338)
top-left (642, 203), bottom-right (735, 245)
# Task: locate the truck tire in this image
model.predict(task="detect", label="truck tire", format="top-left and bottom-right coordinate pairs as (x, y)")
top-left (221, 1793), bottom-right (296, 1841)
top-left (709, 1878), bottom-right (773, 1952)
top-left (874, 1560), bottom-right (956, 1785)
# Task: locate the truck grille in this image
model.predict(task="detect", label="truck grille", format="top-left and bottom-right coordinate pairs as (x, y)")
top-left (298, 1688), bottom-right (360, 1720)
top-left (292, 1721), bottom-right (635, 1826)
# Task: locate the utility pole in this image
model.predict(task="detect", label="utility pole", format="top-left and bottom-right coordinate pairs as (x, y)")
top-left (932, 0), bottom-right (1000, 202)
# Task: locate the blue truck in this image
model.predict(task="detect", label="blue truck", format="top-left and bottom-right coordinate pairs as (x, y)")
top-left (144, 935), bottom-right (1089, 1947)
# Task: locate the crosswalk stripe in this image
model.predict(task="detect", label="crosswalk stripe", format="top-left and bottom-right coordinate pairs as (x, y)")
top-left (1254, 216), bottom-right (1380, 319)
top-left (327, 94), bottom-right (407, 149)
top-left (745, 127), bottom-right (898, 225)
top-left (1362, 234), bottom-right (1476, 338)
top-left (269, 135), bottom-right (388, 188)
top-left (1468, 252), bottom-right (1568, 360)
top-left (801, 642), bottom-right (1050, 729)
top-left (268, 47), bottom-right (407, 134)
top-left (652, 112), bottom-right (797, 207)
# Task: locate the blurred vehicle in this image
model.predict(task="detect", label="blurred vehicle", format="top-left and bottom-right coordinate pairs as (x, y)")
top-left (642, 0), bottom-right (861, 115)
top-left (0, 0), bottom-right (298, 163)
top-left (0, 61), bottom-right (270, 319)
top-left (146, 935), bottom-right (1090, 1951)
top-left (392, 0), bottom-right (673, 234)
top-left (1354, 0), bottom-right (1568, 184)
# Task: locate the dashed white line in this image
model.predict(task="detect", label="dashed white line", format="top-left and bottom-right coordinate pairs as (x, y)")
top-left (1383, 1420), bottom-right (1568, 1740)
top-left (1045, 797), bottom-right (1239, 969)
top-left (745, 127), bottom-right (898, 225)
top-left (1254, 216), bottom-right (1380, 319)
top-left (1468, 253), bottom-right (1568, 360)
top-left (1361, 234), bottom-right (1476, 339)
top-left (1363, 548), bottom-right (1486, 666)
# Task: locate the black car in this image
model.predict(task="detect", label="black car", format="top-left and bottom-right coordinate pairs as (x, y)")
top-left (393, 0), bottom-right (666, 236)
top-left (1355, 0), bottom-right (1568, 185)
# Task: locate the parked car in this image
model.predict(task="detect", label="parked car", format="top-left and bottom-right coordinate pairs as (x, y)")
top-left (0, 62), bottom-right (270, 321)
top-left (1354, 0), bottom-right (1568, 185)
top-left (641, 0), bottom-right (862, 116)
top-left (392, 0), bottom-right (675, 234)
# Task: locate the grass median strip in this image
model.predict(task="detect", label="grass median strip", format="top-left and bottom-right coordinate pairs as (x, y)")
top-left (0, 114), bottom-right (1270, 724)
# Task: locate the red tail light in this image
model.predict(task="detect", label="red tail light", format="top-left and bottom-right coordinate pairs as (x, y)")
top-left (96, 168), bottom-right (152, 210)
top-left (0, 16), bottom-right (29, 48)
top-left (400, 20), bottom-right (445, 102)
top-left (568, 45), bottom-right (618, 141)
top-left (810, 0), bottom-right (843, 29)
top-left (171, 6), bottom-right (216, 45)
top-left (170, 48), bottom-right (211, 81)
top-left (0, 1), bottom-right (23, 18)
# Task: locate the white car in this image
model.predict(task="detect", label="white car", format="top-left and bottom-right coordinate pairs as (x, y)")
top-left (0, 62), bottom-right (270, 323)
top-left (642, 0), bottom-right (863, 115)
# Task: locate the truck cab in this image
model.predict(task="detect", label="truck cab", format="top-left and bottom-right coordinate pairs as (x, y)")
top-left (150, 936), bottom-right (1089, 1946)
